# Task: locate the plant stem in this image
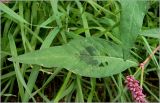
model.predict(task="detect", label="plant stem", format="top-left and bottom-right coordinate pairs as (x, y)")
top-left (133, 67), bottom-right (141, 76)
top-left (140, 67), bottom-right (144, 88)
top-left (140, 45), bottom-right (160, 69)
top-left (139, 45), bottom-right (160, 87)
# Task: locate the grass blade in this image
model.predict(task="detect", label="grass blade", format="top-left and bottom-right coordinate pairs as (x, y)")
top-left (53, 72), bottom-right (72, 102)
top-left (140, 28), bottom-right (160, 39)
top-left (0, 2), bottom-right (28, 24)
top-left (8, 33), bottom-right (35, 102)
top-left (76, 75), bottom-right (84, 102)
top-left (40, 27), bottom-right (60, 49)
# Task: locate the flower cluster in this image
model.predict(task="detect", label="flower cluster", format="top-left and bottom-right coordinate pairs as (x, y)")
top-left (125, 75), bottom-right (146, 103)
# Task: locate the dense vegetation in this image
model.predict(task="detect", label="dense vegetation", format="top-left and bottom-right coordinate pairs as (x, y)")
top-left (1, 0), bottom-right (159, 102)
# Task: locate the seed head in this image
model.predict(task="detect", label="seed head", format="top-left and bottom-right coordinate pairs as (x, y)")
top-left (125, 75), bottom-right (146, 103)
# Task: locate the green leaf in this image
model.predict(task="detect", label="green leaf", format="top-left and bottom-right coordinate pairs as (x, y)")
top-left (0, 3), bottom-right (28, 24)
top-left (119, 0), bottom-right (149, 59)
top-left (140, 28), bottom-right (160, 39)
top-left (40, 27), bottom-right (60, 49)
top-left (9, 37), bottom-right (138, 77)
top-left (8, 33), bottom-right (35, 101)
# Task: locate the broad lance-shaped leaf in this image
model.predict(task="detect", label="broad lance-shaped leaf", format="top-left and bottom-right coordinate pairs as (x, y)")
top-left (119, 0), bottom-right (149, 60)
top-left (9, 37), bottom-right (138, 77)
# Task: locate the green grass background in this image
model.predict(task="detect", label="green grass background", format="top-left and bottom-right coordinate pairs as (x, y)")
top-left (1, 0), bottom-right (159, 102)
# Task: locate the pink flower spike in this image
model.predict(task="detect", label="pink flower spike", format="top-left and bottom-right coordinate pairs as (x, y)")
top-left (125, 75), bottom-right (146, 103)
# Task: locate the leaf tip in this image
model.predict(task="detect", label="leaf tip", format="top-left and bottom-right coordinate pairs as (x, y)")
top-left (8, 57), bottom-right (13, 61)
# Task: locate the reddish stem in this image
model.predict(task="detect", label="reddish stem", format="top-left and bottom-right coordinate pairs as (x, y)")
top-left (140, 45), bottom-right (160, 69)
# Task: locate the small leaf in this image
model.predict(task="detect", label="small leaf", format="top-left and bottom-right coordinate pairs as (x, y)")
top-left (9, 37), bottom-right (138, 77)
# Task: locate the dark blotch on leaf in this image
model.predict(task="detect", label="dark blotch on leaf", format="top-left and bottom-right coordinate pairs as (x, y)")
top-left (85, 46), bottom-right (96, 56)
top-left (79, 46), bottom-right (99, 66)
top-left (105, 61), bottom-right (108, 65)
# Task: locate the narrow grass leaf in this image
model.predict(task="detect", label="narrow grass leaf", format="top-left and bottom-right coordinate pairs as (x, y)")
top-left (87, 78), bottom-right (96, 102)
top-left (4, 77), bottom-right (15, 102)
top-left (19, 2), bottom-right (27, 51)
top-left (82, 12), bottom-right (91, 37)
top-left (0, 80), bottom-right (11, 96)
top-left (75, 0), bottom-right (91, 36)
top-left (76, 75), bottom-right (84, 102)
top-left (50, 0), bottom-right (67, 43)
top-left (142, 36), bottom-right (160, 70)
top-left (40, 27), bottom-right (60, 49)
top-left (0, 3), bottom-right (28, 24)
top-left (24, 25), bottom-right (43, 43)
top-left (59, 81), bottom-right (76, 100)
top-left (22, 66), bottom-right (39, 102)
top-left (40, 15), bottom-right (55, 27)
top-left (143, 84), bottom-right (159, 101)
top-left (53, 72), bottom-right (72, 102)
top-left (50, 0), bottom-right (62, 28)
top-left (31, 68), bottom-right (62, 97)
top-left (25, 75), bottom-right (50, 102)
top-left (23, 26), bottom-right (60, 101)
top-left (8, 34), bottom-right (35, 102)
top-left (75, 0), bottom-right (83, 13)
top-left (8, 33), bottom-right (24, 100)
top-left (1, 71), bottom-right (15, 80)
top-left (86, 0), bottom-right (116, 19)
top-left (140, 28), bottom-right (160, 39)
